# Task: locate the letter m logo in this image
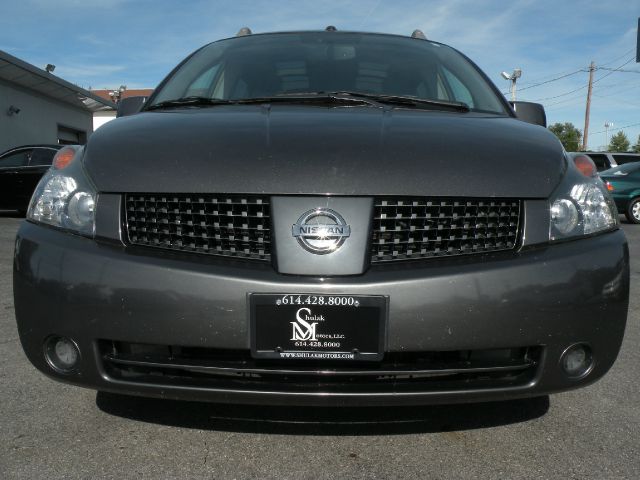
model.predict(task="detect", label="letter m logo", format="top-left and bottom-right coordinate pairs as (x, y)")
top-left (291, 308), bottom-right (318, 341)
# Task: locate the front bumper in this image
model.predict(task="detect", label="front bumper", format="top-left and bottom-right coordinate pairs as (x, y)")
top-left (14, 221), bottom-right (629, 406)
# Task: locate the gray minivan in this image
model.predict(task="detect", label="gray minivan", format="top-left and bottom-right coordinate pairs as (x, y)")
top-left (14, 30), bottom-right (629, 407)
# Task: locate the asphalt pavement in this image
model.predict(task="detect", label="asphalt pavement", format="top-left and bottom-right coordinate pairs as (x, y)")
top-left (1, 216), bottom-right (638, 479)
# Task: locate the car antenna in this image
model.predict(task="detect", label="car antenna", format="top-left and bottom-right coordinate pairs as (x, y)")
top-left (411, 29), bottom-right (427, 40)
top-left (325, 25), bottom-right (337, 32)
top-left (236, 27), bottom-right (252, 36)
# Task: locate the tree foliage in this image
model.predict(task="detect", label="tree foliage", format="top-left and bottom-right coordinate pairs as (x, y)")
top-left (548, 122), bottom-right (582, 151)
top-left (633, 134), bottom-right (640, 153)
top-left (608, 131), bottom-right (630, 152)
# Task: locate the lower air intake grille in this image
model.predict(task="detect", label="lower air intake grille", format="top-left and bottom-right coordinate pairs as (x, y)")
top-left (371, 197), bottom-right (521, 263)
top-left (100, 341), bottom-right (541, 394)
top-left (125, 194), bottom-right (271, 261)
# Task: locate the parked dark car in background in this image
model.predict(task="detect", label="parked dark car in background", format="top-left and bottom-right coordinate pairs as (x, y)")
top-left (601, 162), bottom-right (640, 224)
top-left (14, 30), bottom-right (628, 407)
top-left (0, 144), bottom-right (62, 213)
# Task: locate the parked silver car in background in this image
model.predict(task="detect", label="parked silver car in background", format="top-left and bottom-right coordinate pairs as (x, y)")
top-left (572, 152), bottom-right (640, 172)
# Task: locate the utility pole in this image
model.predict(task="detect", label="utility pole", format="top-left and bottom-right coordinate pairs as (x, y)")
top-left (582, 61), bottom-right (595, 151)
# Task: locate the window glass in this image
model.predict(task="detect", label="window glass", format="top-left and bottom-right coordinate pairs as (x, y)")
top-left (586, 154), bottom-right (609, 171)
top-left (57, 125), bottom-right (86, 145)
top-left (355, 62), bottom-right (387, 93)
top-left (184, 64), bottom-right (221, 98)
top-left (441, 67), bottom-right (474, 107)
top-left (613, 154), bottom-right (640, 165)
top-left (0, 149), bottom-right (31, 167)
top-left (29, 148), bottom-right (57, 166)
top-left (150, 33), bottom-right (507, 114)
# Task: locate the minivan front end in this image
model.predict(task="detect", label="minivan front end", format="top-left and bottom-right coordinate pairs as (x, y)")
top-left (13, 31), bottom-right (629, 406)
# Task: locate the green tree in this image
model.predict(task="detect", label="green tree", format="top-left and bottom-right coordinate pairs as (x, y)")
top-left (632, 134), bottom-right (640, 153)
top-left (609, 131), bottom-right (630, 152)
top-left (548, 122), bottom-right (582, 151)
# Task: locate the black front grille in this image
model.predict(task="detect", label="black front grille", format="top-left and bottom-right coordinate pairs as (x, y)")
top-left (125, 194), bottom-right (271, 261)
top-left (371, 197), bottom-right (521, 263)
top-left (124, 194), bottom-right (522, 265)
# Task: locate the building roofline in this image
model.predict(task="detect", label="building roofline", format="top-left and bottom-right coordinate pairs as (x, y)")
top-left (0, 49), bottom-right (116, 112)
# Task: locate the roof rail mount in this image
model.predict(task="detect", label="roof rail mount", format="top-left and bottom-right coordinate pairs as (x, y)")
top-left (236, 27), bottom-right (252, 36)
top-left (411, 29), bottom-right (427, 40)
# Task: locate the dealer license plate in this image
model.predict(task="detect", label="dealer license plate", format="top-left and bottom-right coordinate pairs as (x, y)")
top-left (250, 294), bottom-right (387, 361)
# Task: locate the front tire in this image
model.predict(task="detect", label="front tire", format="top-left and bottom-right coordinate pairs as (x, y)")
top-left (625, 198), bottom-right (640, 224)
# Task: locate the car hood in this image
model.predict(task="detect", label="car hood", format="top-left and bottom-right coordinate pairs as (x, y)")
top-left (84, 105), bottom-right (565, 198)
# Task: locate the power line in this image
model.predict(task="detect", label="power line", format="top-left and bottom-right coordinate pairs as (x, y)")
top-left (504, 51), bottom-right (637, 97)
top-left (590, 95), bottom-right (640, 109)
top-left (533, 84), bottom-right (587, 101)
top-left (516, 69), bottom-right (585, 92)
top-left (545, 92), bottom-right (587, 108)
top-left (517, 68), bottom-right (585, 87)
top-left (598, 48), bottom-right (635, 67)
top-left (591, 121), bottom-right (640, 135)
top-left (582, 58), bottom-right (635, 150)
top-left (501, 70), bottom-right (585, 95)
top-left (592, 57), bottom-right (635, 84)
top-left (515, 49), bottom-right (634, 88)
top-left (504, 48), bottom-right (636, 94)
top-left (529, 57), bottom-right (635, 102)
top-left (597, 67), bottom-right (640, 73)
top-left (591, 80), bottom-right (640, 89)
top-left (592, 82), bottom-right (640, 99)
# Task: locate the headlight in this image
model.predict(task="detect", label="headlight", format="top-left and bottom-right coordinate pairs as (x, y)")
top-left (27, 146), bottom-right (96, 237)
top-left (549, 158), bottom-right (617, 241)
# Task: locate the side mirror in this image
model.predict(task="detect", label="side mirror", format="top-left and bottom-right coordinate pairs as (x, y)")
top-left (116, 96), bottom-right (148, 118)
top-left (510, 101), bottom-right (547, 127)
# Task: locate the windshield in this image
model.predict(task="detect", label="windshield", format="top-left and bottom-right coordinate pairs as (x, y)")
top-left (148, 32), bottom-right (508, 114)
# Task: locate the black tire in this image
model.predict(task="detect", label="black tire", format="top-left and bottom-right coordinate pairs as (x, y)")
top-left (625, 198), bottom-right (640, 224)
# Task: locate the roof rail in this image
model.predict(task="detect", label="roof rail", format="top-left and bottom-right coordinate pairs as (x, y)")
top-left (236, 27), bottom-right (252, 36)
top-left (411, 29), bottom-right (427, 40)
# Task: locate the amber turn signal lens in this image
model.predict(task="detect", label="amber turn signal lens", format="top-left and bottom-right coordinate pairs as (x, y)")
top-left (53, 147), bottom-right (76, 170)
top-left (606, 181), bottom-right (614, 192)
top-left (572, 155), bottom-right (597, 177)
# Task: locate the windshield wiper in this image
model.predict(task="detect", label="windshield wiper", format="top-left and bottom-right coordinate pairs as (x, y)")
top-left (324, 91), bottom-right (470, 112)
top-left (146, 94), bottom-right (377, 111)
top-left (146, 96), bottom-right (235, 110)
top-left (146, 92), bottom-right (469, 112)
top-left (234, 92), bottom-right (389, 108)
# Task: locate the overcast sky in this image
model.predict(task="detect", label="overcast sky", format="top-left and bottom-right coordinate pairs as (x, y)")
top-left (1, 0), bottom-right (638, 150)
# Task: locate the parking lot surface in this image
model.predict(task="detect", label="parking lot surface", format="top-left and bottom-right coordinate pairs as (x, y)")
top-left (1, 216), bottom-right (638, 479)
